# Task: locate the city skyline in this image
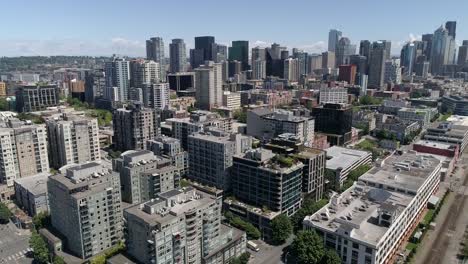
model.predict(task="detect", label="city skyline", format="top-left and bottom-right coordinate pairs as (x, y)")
top-left (1, 0), bottom-right (468, 57)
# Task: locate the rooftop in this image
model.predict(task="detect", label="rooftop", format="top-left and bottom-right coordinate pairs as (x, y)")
top-left (414, 140), bottom-right (456, 150)
top-left (325, 146), bottom-right (371, 170)
top-left (14, 173), bottom-right (50, 195)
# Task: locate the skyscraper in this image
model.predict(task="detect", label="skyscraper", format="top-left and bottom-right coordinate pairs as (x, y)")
top-left (322, 51), bottom-right (335, 69)
top-left (130, 59), bottom-right (160, 87)
top-left (169, 39), bottom-right (187, 73)
top-left (401, 42), bottom-right (416, 76)
top-left (251, 46), bottom-right (266, 63)
top-left (293, 49), bottom-right (309, 77)
top-left (142, 83), bottom-right (170, 110)
top-left (359, 40), bottom-right (371, 59)
top-left (105, 56), bottom-right (130, 102)
top-left (458, 40), bottom-right (468, 66)
top-left (194, 61), bottom-right (223, 110)
top-left (335, 37), bottom-right (356, 66)
top-left (196, 36), bottom-right (215, 61)
top-left (445, 21), bottom-right (457, 39)
top-left (146, 37), bottom-right (166, 81)
top-left (284, 58), bottom-right (299, 82)
top-left (328, 29), bottom-right (342, 52)
top-left (430, 26), bottom-right (452, 75)
top-left (384, 58), bottom-right (402, 84)
top-left (252, 59), bottom-right (266, 79)
top-left (422, 34), bottom-right (433, 60)
top-left (368, 41), bottom-right (387, 88)
top-left (229, 40), bottom-right (249, 70)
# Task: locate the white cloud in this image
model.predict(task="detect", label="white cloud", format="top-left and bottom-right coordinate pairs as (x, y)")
top-left (252, 40), bottom-right (270, 47)
top-left (295, 41), bottom-right (326, 53)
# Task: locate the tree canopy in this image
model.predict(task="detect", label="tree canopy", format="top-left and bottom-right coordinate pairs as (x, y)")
top-left (29, 231), bottom-right (49, 264)
top-left (0, 203), bottom-right (12, 224)
top-left (271, 214), bottom-right (293, 244)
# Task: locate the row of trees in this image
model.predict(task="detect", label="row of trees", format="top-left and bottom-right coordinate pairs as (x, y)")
top-left (225, 212), bottom-right (261, 240)
top-left (290, 230), bottom-right (341, 264)
top-left (29, 212), bottom-right (66, 264)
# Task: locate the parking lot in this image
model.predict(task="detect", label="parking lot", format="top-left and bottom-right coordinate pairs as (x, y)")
top-left (0, 222), bottom-right (33, 264)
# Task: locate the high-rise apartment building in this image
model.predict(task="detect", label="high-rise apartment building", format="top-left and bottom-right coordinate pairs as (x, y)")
top-left (146, 136), bottom-right (188, 176)
top-left (284, 58), bottom-right (299, 82)
top-left (113, 150), bottom-right (179, 204)
top-left (105, 57), bottom-right (130, 102)
top-left (169, 39), bottom-right (187, 73)
top-left (322, 51), bottom-right (335, 70)
top-left (130, 59), bottom-right (160, 88)
top-left (308, 54), bottom-right (323, 73)
top-left (0, 121), bottom-right (49, 186)
top-left (229, 40), bottom-right (249, 70)
top-left (252, 59), bottom-right (266, 79)
top-left (124, 187), bottom-right (247, 264)
top-left (15, 85), bottom-right (60, 112)
top-left (251, 46), bottom-right (266, 64)
top-left (146, 37), bottom-right (166, 81)
top-left (113, 103), bottom-right (160, 151)
top-left (48, 163), bottom-right (122, 259)
top-left (335, 37), bottom-right (356, 66)
top-left (384, 58), bottom-right (402, 84)
top-left (194, 61), bottom-right (223, 110)
top-left (328, 29), bottom-right (342, 52)
top-left (47, 114), bottom-right (100, 169)
top-left (142, 82), bottom-right (169, 110)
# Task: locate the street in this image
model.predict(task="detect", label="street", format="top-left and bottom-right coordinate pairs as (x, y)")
top-left (248, 236), bottom-right (293, 264)
top-left (0, 222), bottom-right (32, 264)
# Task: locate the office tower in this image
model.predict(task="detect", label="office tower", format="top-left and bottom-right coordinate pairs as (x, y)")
top-left (104, 57), bottom-right (130, 102)
top-left (368, 41), bottom-right (387, 88)
top-left (359, 40), bottom-right (371, 60)
top-left (322, 51), bottom-right (335, 69)
top-left (146, 37), bottom-right (166, 81)
top-left (328, 29), bottom-right (342, 52)
top-left (284, 58), bottom-right (299, 82)
top-left (167, 72), bottom-right (195, 91)
top-left (415, 60), bottom-right (430, 78)
top-left (113, 103), bottom-right (160, 151)
top-left (228, 60), bottom-right (242, 77)
top-left (293, 49), bottom-right (309, 77)
top-left (85, 69), bottom-right (105, 104)
top-left (48, 163), bottom-right (122, 259)
top-left (338, 64), bottom-right (357, 84)
top-left (266, 43), bottom-right (287, 77)
top-left (229, 41), bottom-right (249, 70)
top-left (384, 59), bottom-right (402, 84)
top-left (312, 103), bottom-right (353, 146)
top-left (194, 36), bottom-right (215, 62)
top-left (252, 59), bottom-right (266, 79)
top-left (194, 61), bottom-right (223, 110)
top-left (422, 34), bottom-right (433, 60)
top-left (15, 85), bottom-right (60, 112)
top-left (401, 42), bottom-right (417, 75)
top-left (247, 108), bottom-right (315, 146)
top-left (47, 115), bottom-right (100, 169)
top-left (124, 187), bottom-right (246, 264)
top-left (231, 148), bottom-right (303, 216)
top-left (130, 59), bottom-right (160, 87)
top-left (0, 121), bottom-right (49, 186)
top-left (381, 40), bottom-right (392, 61)
top-left (0, 82), bottom-right (6, 96)
top-left (335, 37), bottom-right (356, 66)
top-left (445, 21), bottom-right (457, 39)
top-left (146, 136), bottom-right (189, 176)
top-left (189, 48), bottom-right (205, 69)
top-left (430, 26), bottom-right (452, 75)
top-left (251, 46), bottom-right (266, 64)
top-left (142, 83), bottom-right (169, 110)
top-left (215, 44), bottom-right (228, 62)
top-left (350, 55), bottom-right (367, 81)
top-left (169, 39), bottom-right (187, 73)
top-left (308, 54), bottom-right (322, 73)
top-left (458, 41), bottom-right (468, 66)
top-left (113, 150), bottom-right (179, 204)
top-left (188, 130), bottom-right (237, 190)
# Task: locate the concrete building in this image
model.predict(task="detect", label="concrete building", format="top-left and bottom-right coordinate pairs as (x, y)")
top-left (397, 107), bottom-right (437, 128)
top-left (113, 104), bottom-right (160, 151)
top-left (48, 163), bottom-right (122, 259)
top-left (130, 59), bottom-right (160, 88)
top-left (441, 95), bottom-right (468, 116)
top-left (247, 108), bottom-right (315, 146)
top-left (284, 58), bottom-right (299, 82)
top-left (169, 39), bottom-right (187, 73)
top-left (0, 121), bottom-right (49, 186)
top-left (195, 61), bottom-right (223, 110)
top-left (188, 129), bottom-right (251, 191)
top-left (328, 29), bottom-right (342, 52)
top-left (14, 172), bottom-right (50, 216)
top-left (105, 57), bottom-right (131, 102)
top-left (338, 64), bottom-right (357, 84)
top-left (430, 25), bottom-right (455, 75)
top-left (304, 152), bottom-right (442, 264)
top-left (424, 120), bottom-right (468, 152)
top-left (252, 59), bottom-right (266, 80)
top-left (384, 59), bottom-right (402, 84)
top-left (324, 146), bottom-right (372, 188)
top-left (322, 51), bottom-right (336, 70)
top-left (15, 85), bottom-right (60, 112)
top-left (146, 136), bottom-right (188, 177)
top-left (368, 41), bottom-right (387, 88)
top-left (222, 91), bottom-right (241, 109)
top-left (231, 148), bottom-right (303, 216)
top-left (142, 83), bottom-right (169, 110)
top-left (375, 115), bottom-right (420, 141)
top-left (146, 37), bottom-right (166, 81)
top-left (124, 187), bottom-right (246, 264)
top-left (167, 72), bottom-right (195, 92)
top-left (46, 114), bottom-right (100, 169)
top-left (0, 82), bottom-right (6, 96)
top-left (335, 37), bottom-right (356, 66)
top-left (113, 150), bottom-right (180, 204)
top-left (319, 87), bottom-right (348, 104)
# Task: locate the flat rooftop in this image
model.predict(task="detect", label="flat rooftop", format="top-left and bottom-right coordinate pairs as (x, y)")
top-left (325, 146), bottom-right (371, 171)
top-left (414, 140), bottom-right (456, 150)
top-left (304, 183), bottom-right (413, 247)
top-left (447, 115), bottom-right (468, 126)
top-left (14, 173), bottom-right (50, 195)
top-left (359, 151), bottom-right (441, 192)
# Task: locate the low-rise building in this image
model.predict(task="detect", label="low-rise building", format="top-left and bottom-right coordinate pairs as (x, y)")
top-left (397, 107), bottom-right (437, 127)
top-left (424, 121), bottom-right (468, 152)
top-left (14, 172), bottom-right (50, 216)
top-left (441, 95), bottom-right (468, 116)
top-left (304, 152), bottom-right (442, 264)
top-left (325, 146), bottom-right (372, 188)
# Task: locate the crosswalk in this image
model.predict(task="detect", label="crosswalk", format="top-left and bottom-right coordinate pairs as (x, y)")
top-left (3, 248), bottom-right (32, 263)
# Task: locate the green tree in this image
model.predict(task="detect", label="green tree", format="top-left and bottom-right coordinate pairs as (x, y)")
top-left (271, 214), bottom-right (293, 244)
top-left (90, 254), bottom-right (106, 264)
top-left (29, 231), bottom-right (49, 264)
top-left (230, 252), bottom-right (250, 264)
top-left (0, 203), bottom-right (12, 224)
top-left (290, 199), bottom-right (328, 232)
top-left (320, 249), bottom-right (341, 264)
top-left (32, 211), bottom-right (50, 230)
top-left (225, 212), bottom-right (261, 239)
top-left (0, 98), bottom-right (9, 111)
top-left (290, 230), bottom-right (325, 264)
top-left (233, 110), bottom-right (247, 123)
top-left (53, 256), bottom-right (66, 264)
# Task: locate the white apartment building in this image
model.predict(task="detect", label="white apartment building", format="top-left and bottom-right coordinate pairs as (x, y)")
top-left (304, 151), bottom-right (442, 264)
top-left (0, 122), bottom-right (49, 186)
top-left (252, 59), bottom-right (266, 80)
top-left (143, 83), bottom-right (169, 110)
top-left (384, 59), bottom-right (402, 85)
top-left (222, 91), bottom-right (241, 109)
top-left (195, 61), bottom-right (223, 110)
top-left (131, 59), bottom-right (161, 87)
top-left (47, 114), bottom-right (100, 169)
top-left (319, 87), bottom-right (348, 104)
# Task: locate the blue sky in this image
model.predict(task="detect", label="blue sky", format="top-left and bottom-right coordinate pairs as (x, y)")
top-left (1, 0), bottom-right (467, 57)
